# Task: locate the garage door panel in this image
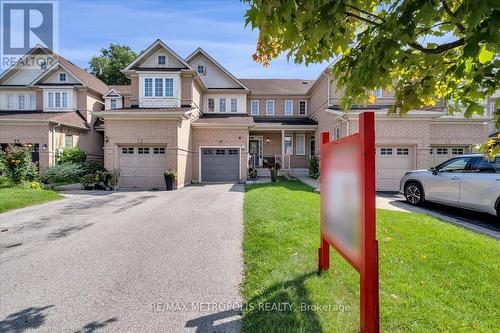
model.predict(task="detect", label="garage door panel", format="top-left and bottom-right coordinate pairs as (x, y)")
top-left (201, 148), bottom-right (240, 182)
top-left (376, 146), bottom-right (413, 191)
top-left (119, 146), bottom-right (167, 189)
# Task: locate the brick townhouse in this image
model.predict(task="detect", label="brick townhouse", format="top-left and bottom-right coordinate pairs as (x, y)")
top-left (0, 40), bottom-right (495, 190)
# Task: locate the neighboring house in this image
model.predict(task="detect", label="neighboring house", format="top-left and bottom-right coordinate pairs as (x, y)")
top-left (1, 40), bottom-right (494, 190)
top-left (309, 67), bottom-right (494, 191)
top-left (0, 46), bottom-right (107, 171)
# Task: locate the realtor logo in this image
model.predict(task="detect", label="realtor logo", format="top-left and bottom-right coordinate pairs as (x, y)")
top-left (0, 0), bottom-right (58, 68)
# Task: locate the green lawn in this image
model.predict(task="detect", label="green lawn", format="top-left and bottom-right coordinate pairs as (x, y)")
top-left (0, 186), bottom-right (63, 213)
top-left (242, 178), bottom-right (499, 333)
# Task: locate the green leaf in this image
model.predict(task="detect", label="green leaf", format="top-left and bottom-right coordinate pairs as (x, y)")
top-left (464, 58), bottom-right (473, 73)
top-left (478, 46), bottom-right (494, 64)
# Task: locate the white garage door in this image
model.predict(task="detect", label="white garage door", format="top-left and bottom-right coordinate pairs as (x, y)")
top-left (376, 147), bottom-right (413, 191)
top-left (119, 146), bottom-right (168, 189)
top-left (431, 146), bottom-right (469, 167)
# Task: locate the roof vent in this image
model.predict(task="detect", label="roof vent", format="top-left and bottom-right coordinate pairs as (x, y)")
top-left (302, 81), bottom-right (308, 84)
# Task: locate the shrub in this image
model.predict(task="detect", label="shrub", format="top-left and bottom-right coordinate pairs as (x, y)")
top-left (42, 162), bottom-right (85, 184)
top-left (0, 175), bottom-right (11, 186)
top-left (57, 147), bottom-right (86, 164)
top-left (0, 144), bottom-right (39, 183)
top-left (82, 162), bottom-right (105, 174)
top-left (309, 155), bottom-right (320, 179)
top-left (18, 181), bottom-right (44, 189)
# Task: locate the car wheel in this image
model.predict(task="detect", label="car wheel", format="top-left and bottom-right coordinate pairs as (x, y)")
top-left (405, 182), bottom-right (424, 206)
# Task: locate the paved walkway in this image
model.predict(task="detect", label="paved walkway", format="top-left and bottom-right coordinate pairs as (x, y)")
top-left (0, 184), bottom-right (244, 332)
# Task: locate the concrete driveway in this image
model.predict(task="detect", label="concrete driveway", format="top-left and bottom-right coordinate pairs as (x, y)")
top-left (0, 184), bottom-right (244, 332)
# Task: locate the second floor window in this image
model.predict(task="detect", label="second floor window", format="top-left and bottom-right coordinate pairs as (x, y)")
top-left (266, 100), bottom-right (275, 115)
top-left (110, 99), bottom-right (117, 109)
top-left (158, 55), bottom-right (166, 65)
top-left (59, 73), bottom-right (66, 82)
top-left (284, 100), bottom-right (293, 115)
top-left (219, 98), bottom-right (226, 112)
top-left (231, 98), bottom-right (237, 112)
top-left (299, 100), bottom-right (307, 115)
top-left (155, 78), bottom-right (163, 97)
top-left (208, 98), bottom-right (215, 112)
top-left (48, 92), bottom-right (68, 108)
top-left (165, 78), bottom-right (173, 97)
top-left (197, 65), bottom-right (205, 75)
top-left (251, 100), bottom-right (259, 115)
top-left (145, 78), bottom-right (153, 97)
top-left (18, 95), bottom-right (25, 109)
top-left (374, 88), bottom-right (383, 98)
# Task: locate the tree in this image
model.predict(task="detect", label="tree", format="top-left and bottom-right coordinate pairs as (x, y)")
top-left (244, 0), bottom-right (500, 155)
top-left (89, 44), bottom-right (137, 85)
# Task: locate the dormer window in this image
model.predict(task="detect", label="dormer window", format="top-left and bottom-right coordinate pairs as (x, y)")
top-left (197, 65), bottom-right (206, 75)
top-left (158, 55), bottom-right (166, 65)
top-left (59, 73), bottom-right (66, 82)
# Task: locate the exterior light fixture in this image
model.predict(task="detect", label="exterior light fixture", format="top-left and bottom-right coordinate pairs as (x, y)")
top-left (105, 136), bottom-right (109, 143)
top-left (41, 144), bottom-right (47, 151)
top-left (266, 137), bottom-right (270, 144)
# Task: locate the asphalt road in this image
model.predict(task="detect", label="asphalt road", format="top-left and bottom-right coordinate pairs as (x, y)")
top-left (0, 184), bottom-right (244, 332)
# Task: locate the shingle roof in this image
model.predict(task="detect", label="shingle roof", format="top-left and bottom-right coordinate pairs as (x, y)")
top-left (55, 55), bottom-right (109, 95)
top-left (0, 111), bottom-right (89, 129)
top-left (253, 117), bottom-right (317, 126)
top-left (108, 85), bottom-right (132, 95)
top-left (100, 107), bottom-right (194, 113)
top-left (239, 79), bottom-right (314, 95)
top-left (193, 114), bottom-right (254, 126)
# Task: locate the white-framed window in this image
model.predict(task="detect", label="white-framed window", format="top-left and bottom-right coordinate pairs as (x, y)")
top-left (251, 100), bottom-right (259, 115)
top-left (61, 92), bottom-right (68, 107)
top-left (299, 100), bottom-right (307, 115)
top-left (197, 65), bottom-right (206, 75)
top-left (266, 100), bottom-right (275, 115)
top-left (155, 78), bottom-right (163, 97)
top-left (208, 98), bottom-right (215, 112)
top-left (144, 78), bottom-right (153, 97)
top-left (219, 98), bottom-right (226, 112)
top-left (165, 78), bottom-right (174, 97)
top-left (284, 100), bottom-right (293, 115)
top-left (374, 88), bottom-right (383, 98)
top-left (110, 99), bottom-right (117, 109)
top-left (334, 127), bottom-right (341, 140)
top-left (138, 147), bottom-right (150, 154)
top-left (436, 148), bottom-right (448, 155)
top-left (452, 148), bottom-right (464, 155)
top-left (230, 98), bottom-right (237, 113)
top-left (284, 134), bottom-right (293, 154)
top-left (158, 55), bottom-right (166, 65)
top-left (30, 95), bottom-right (35, 109)
top-left (18, 95), bottom-right (25, 109)
top-left (6, 94), bottom-right (13, 109)
top-left (59, 73), bottom-right (66, 82)
top-left (296, 134), bottom-right (305, 155)
top-left (48, 92), bottom-right (54, 107)
top-left (65, 134), bottom-right (73, 148)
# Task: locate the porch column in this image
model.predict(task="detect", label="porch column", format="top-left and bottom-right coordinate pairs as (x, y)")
top-left (281, 129), bottom-right (285, 168)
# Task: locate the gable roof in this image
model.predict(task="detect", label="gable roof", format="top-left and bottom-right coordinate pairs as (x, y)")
top-left (0, 111), bottom-right (89, 130)
top-left (0, 45), bottom-right (109, 95)
top-left (239, 79), bottom-right (314, 95)
top-left (123, 39), bottom-right (193, 72)
top-left (186, 47), bottom-right (248, 91)
top-left (108, 85), bottom-right (131, 95)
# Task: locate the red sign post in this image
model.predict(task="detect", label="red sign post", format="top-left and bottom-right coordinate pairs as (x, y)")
top-left (318, 112), bottom-right (379, 333)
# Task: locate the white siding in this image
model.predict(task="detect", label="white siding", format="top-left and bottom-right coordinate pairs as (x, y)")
top-left (188, 53), bottom-right (241, 89)
top-left (0, 89), bottom-right (36, 110)
top-left (3, 55), bottom-right (55, 85)
top-left (43, 69), bottom-right (80, 84)
top-left (139, 49), bottom-right (185, 69)
top-left (105, 97), bottom-right (123, 110)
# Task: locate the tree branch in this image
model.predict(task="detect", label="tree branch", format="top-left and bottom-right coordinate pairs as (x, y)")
top-left (409, 38), bottom-right (464, 54)
top-left (345, 12), bottom-right (380, 26)
top-left (441, 0), bottom-right (466, 33)
top-left (345, 4), bottom-right (385, 23)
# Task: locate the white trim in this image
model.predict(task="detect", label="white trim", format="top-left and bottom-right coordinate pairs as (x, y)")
top-left (122, 39), bottom-right (193, 71)
top-left (198, 146), bottom-right (242, 182)
top-left (299, 100), bottom-right (307, 115)
top-left (284, 99), bottom-right (293, 116)
top-left (28, 61), bottom-right (84, 87)
top-left (103, 88), bottom-right (122, 98)
top-left (284, 133), bottom-right (293, 155)
top-left (251, 99), bottom-right (259, 115)
top-left (186, 47), bottom-right (249, 90)
top-left (266, 100), bottom-right (275, 116)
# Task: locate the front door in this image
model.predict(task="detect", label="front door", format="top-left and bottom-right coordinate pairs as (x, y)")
top-left (249, 140), bottom-right (261, 167)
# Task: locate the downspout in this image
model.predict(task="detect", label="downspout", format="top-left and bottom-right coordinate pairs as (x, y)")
top-left (52, 122), bottom-right (61, 165)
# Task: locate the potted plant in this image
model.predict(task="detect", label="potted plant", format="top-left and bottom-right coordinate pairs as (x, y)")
top-left (82, 173), bottom-right (99, 190)
top-left (248, 167), bottom-right (258, 180)
top-left (164, 169), bottom-right (176, 191)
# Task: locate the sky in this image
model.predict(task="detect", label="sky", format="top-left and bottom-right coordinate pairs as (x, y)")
top-left (56, 0), bottom-right (328, 79)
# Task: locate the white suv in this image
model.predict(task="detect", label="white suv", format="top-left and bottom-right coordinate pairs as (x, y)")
top-left (399, 154), bottom-right (500, 217)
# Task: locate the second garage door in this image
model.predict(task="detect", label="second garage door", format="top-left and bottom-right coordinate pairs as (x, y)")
top-left (119, 146), bottom-right (168, 189)
top-left (376, 147), bottom-right (413, 191)
top-left (200, 148), bottom-right (240, 182)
